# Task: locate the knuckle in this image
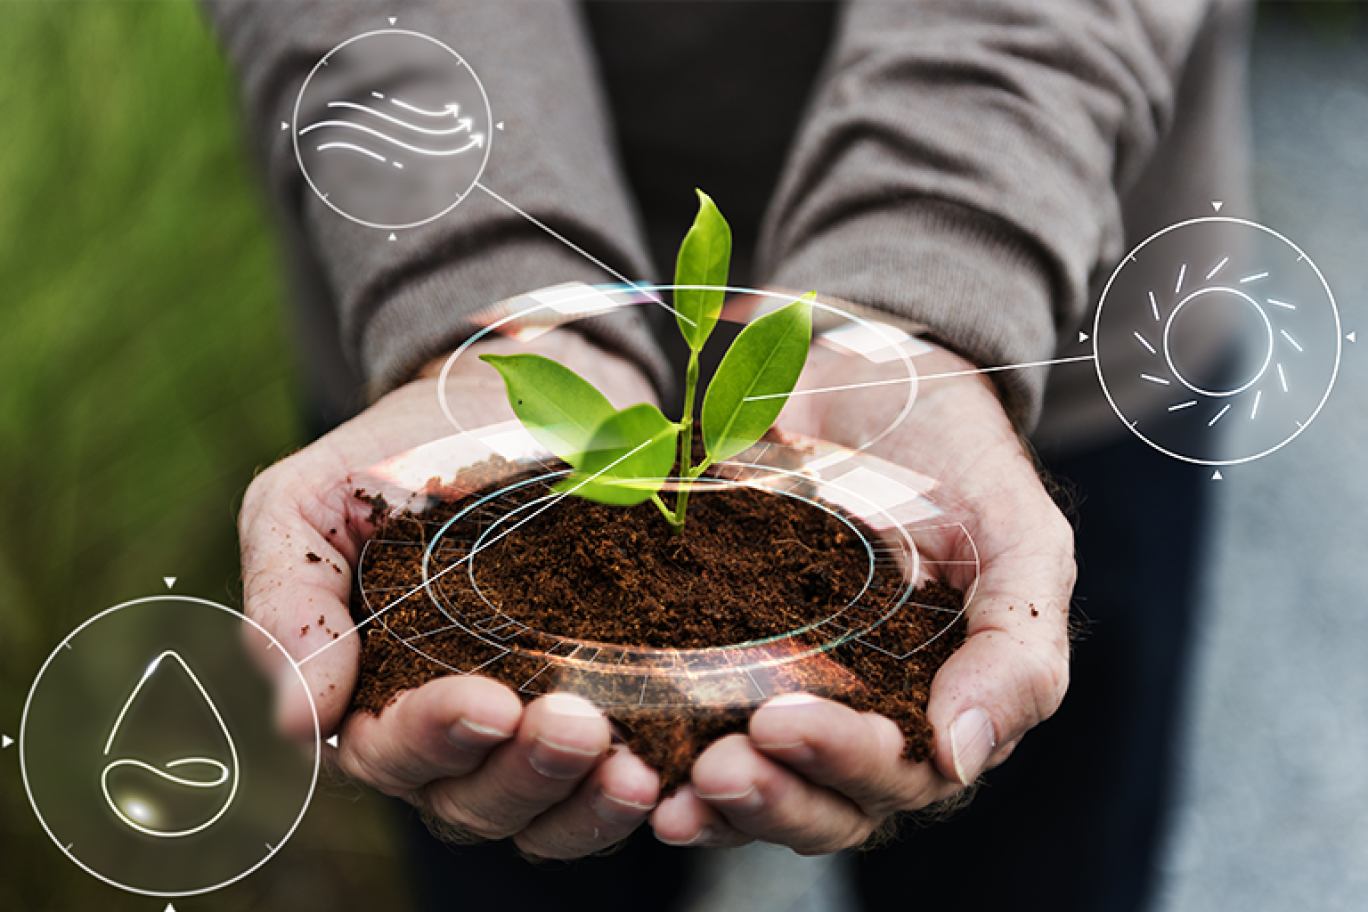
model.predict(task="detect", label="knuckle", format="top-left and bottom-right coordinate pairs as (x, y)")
top-left (335, 742), bottom-right (397, 794)
top-left (422, 786), bottom-right (519, 841)
top-left (511, 829), bottom-right (579, 862)
top-left (794, 819), bottom-right (871, 857)
top-left (1019, 641), bottom-right (1070, 724)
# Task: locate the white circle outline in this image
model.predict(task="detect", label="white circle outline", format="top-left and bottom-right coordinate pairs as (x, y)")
top-left (1093, 216), bottom-right (1342, 466)
top-left (1162, 286), bottom-right (1273, 398)
top-left (19, 595), bottom-right (321, 899)
top-left (291, 28), bottom-right (494, 231)
top-left (435, 284), bottom-right (921, 459)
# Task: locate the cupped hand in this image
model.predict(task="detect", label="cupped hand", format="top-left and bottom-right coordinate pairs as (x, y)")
top-left (238, 329), bottom-right (663, 858)
top-left (652, 333), bottom-right (1075, 853)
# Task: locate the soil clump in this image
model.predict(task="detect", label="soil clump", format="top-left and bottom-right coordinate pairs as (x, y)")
top-left (348, 457), bottom-right (965, 793)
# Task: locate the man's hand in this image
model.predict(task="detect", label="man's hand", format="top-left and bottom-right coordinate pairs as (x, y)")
top-left (238, 330), bottom-right (663, 859)
top-left (651, 335), bottom-right (1075, 853)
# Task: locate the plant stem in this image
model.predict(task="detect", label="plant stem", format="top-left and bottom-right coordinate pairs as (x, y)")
top-left (671, 350), bottom-right (702, 534)
top-left (649, 493), bottom-right (682, 531)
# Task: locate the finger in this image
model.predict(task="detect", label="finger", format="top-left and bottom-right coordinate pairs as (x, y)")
top-left (420, 693), bottom-right (610, 840)
top-left (690, 734), bottom-right (874, 855)
top-left (239, 455), bottom-right (371, 741)
top-left (927, 507), bottom-right (1074, 786)
top-left (650, 785), bottom-right (752, 849)
top-left (748, 695), bottom-right (959, 816)
top-left (512, 746), bottom-right (660, 859)
top-left (333, 675), bottom-right (522, 795)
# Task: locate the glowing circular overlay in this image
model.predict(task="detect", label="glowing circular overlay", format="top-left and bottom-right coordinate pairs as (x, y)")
top-left (293, 29), bottom-right (493, 230)
top-left (436, 283), bottom-right (924, 458)
top-left (356, 292), bottom-right (978, 709)
top-left (20, 596), bottom-right (319, 897)
top-left (357, 455), bottom-right (977, 708)
top-left (1164, 287), bottom-right (1273, 398)
top-left (1094, 217), bottom-right (1341, 465)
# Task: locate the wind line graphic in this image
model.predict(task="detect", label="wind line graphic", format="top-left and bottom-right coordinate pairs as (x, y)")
top-left (325, 100), bottom-right (474, 136)
top-left (301, 119), bottom-right (485, 156)
top-left (390, 97), bottom-right (461, 118)
top-left (316, 142), bottom-right (387, 163)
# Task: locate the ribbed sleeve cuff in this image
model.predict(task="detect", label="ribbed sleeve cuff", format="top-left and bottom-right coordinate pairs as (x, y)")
top-left (763, 199), bottom-right (1059, 431)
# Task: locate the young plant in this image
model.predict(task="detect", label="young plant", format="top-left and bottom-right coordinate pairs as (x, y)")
top-left (481, 191), bottom-right (813, 534)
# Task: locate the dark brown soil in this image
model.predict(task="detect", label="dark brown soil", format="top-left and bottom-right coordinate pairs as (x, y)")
top-left (348, 457), bottom-right (965, 793)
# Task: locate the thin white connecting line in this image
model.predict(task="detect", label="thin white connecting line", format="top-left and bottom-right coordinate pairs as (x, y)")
top-left (745, 354), bottom-right (1096, 402)
top-left (474, 181), bottom-right (693, 327)
top-left (298, 434), bottom-right (665, 666)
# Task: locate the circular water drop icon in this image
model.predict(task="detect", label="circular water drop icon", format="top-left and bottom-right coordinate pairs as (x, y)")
top-left (99, 650), bottom-right (239, 839)
top-left (20, 596), bottom-right (319, 897)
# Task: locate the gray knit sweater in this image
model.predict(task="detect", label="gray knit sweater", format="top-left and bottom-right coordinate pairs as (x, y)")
top-left (204, 0), bottom-right (1251, 445)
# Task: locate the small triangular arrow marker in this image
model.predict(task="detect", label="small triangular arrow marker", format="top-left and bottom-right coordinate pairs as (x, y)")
top-left (1, 735), bottom-right (13, 749)
top-left (1347, 332), bottom-right (1356, 343)
top-left (496, 122), bottom-right (504, 130)
top-left (164, 904), bottom-right (177, 912)
top-left (1211, 201), bottom-right (1224, 212)
top-left (1078, 331), bottom-right (1090, 344)
top-left (163, 577), bottom-right (177, 589)
top-left (281, 121), bottom-right (289, 131)
top-left (1212, 470), bottom-right (1223, 481)
top-left (388, 233), bottom-right (397, 241)
top-left (389, 17), bottom-right (397, 25)
top-left (326, 735), bottom-right (339, 749)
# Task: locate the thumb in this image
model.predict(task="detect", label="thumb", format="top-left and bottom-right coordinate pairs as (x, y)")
top-left (239, 455), bottom-right (367, 741)
top-left (925, 536), bottom-right (1073, 786)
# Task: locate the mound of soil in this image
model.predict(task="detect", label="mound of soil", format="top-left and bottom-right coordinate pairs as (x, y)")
top-left (348, 457), bottom-right (965, 793)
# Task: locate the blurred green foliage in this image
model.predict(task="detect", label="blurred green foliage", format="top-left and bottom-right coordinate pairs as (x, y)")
top-left (0, 3), bottom-right (412, 909)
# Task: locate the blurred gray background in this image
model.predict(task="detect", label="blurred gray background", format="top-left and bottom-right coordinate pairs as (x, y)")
top-left (1154, 5), bottom-right (1368, 910)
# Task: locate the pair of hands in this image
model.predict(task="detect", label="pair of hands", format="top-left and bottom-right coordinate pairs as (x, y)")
top-left (239, 320), bottom-right (1074, 859)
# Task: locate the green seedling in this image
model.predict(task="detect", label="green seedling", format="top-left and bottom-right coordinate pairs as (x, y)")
top-left (481, 190), bottom-right (814, 534)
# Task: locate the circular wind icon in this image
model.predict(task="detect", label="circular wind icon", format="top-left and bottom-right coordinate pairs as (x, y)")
top-left (293, 29), bottom-right (493, 230)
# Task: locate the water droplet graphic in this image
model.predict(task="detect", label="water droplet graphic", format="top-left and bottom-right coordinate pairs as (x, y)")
top-left (100, 651), bottom-right (238, 838)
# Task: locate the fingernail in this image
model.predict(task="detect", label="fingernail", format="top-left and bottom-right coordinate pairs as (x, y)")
top-left (541, 693), bottom-right (602, 718)
top-left (658, 825), bottom-right (715, 847)
top-left (529, 735), bottom-right (600, 780)
top-left (766, 693), bottom-right (822, 708)
top-left (446, 716), bottom-right (512, 750)
top-left (950, 707), bottom-right (997, 785)
top-left (592, 790), bottom-right (654, 825)
top-left (695, 785), bottom-right (763, 813)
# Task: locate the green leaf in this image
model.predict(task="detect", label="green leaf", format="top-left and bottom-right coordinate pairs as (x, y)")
top-left (478, 353), bottom-right (616, 467)
top-left (702, 292), bottom-right (814, 463)
top-left (674, 189), bottom-right (732, 351)
top-left (555, 404), bottom-right (677, 506)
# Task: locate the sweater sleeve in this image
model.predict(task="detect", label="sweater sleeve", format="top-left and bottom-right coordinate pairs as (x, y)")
top-left (202, 0), bottom-right (670, 399)
top-left (756, 0), bottom-right (1213, 430)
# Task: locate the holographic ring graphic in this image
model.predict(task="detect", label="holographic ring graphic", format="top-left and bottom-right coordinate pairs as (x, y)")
top-left (355, 452), bottom-right (978, 711)
top-left (1094, 217), bottom-right (1341, 465)
top-left (435, 283), bottom-right (923, 460)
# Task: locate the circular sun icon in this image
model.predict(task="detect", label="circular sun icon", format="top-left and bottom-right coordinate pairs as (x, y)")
top-left (1094, 217), bottom-right (1341, 465)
